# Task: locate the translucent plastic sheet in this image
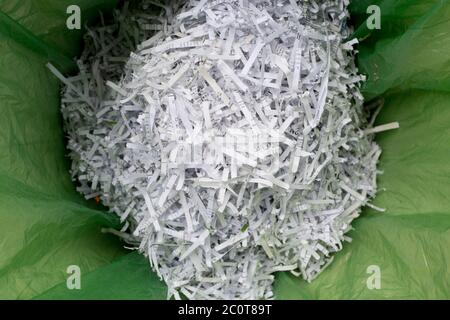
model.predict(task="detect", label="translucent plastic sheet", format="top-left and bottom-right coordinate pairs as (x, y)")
top-left (0, 0), bottom-right (448, 299)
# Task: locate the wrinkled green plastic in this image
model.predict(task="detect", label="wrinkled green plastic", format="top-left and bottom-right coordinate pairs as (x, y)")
top-left (0, 0), bottom-right (449, 300)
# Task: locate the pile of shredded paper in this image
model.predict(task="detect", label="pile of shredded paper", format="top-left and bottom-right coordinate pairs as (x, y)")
top-left (49, 0), bottom-right (399, 299)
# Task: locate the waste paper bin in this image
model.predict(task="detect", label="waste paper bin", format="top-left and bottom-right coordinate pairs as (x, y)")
top-left (0, 0), bottom-right (449, 299)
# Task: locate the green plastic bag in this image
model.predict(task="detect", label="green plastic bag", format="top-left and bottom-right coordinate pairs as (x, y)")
top-left (0, 0), bottom-right (449, 300)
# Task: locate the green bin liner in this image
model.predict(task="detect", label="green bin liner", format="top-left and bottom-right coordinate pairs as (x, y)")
top-left (0, 0), bottom-right (449, 300)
